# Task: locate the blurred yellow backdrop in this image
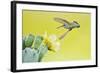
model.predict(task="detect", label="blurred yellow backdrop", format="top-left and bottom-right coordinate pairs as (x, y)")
top-left (22, 10), bottom-right (91, 62)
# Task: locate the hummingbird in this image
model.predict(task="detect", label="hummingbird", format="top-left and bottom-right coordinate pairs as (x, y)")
top-left (54, 17), bottom-right (80, 40)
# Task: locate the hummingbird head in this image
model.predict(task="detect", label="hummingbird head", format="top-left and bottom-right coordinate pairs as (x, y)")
top-left (73, 21), bottom-right (80, 28)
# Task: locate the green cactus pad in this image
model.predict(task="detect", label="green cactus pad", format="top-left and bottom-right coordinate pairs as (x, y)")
top-left (33, 36), bottom-right (43, 49)
top-left (38, 44), bottom-right (48, 62)
top-left (22, 48), bottom-right (39, 62)
top-left (25, 34), bottom-right (35, 47)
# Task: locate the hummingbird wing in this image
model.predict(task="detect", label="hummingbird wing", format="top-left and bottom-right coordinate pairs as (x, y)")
top-left (54, 17), bottom-right (71, 25)
top-left (54, 17), bottom-right (71, 29)
top-left (56, 25), bottom-right (65, 29)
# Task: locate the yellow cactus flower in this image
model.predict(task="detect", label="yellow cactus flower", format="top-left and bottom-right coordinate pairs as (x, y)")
top-left (42, 32), bottom-right (60, 52)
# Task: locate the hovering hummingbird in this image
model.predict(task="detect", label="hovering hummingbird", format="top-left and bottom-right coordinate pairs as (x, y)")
top-left (54, 17), bottom-right (80, 40)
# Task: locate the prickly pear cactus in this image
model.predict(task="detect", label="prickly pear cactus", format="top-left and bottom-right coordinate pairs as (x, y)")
top-left (22, 48), bottom-right (39, 62)
top-left (22, 34), bottom-right (48, 62)
top-left (22, 33), bottom-right (60, 63)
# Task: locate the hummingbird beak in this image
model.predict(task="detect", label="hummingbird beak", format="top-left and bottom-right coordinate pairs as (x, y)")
top-left (77, 25), bottom-right (80, 28)
top-left (76, 24), bottom-right (80, 28)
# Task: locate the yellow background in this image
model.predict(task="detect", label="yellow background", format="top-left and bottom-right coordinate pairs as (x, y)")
top-left (23, 10), bottom-right (91, 62)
